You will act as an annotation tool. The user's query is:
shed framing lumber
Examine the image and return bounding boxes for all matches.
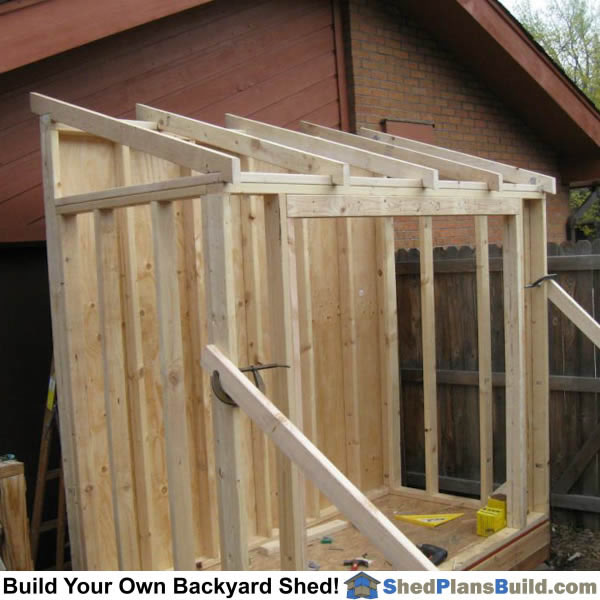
[359,127,556,194]
[295,219,321,519]
[226,114,439,188]
[419,217,439,495]
[55,174,223,215]
[136,105,349,186]
[114,146,157,569]
[503,213,528,529]
[201,345,435,571]
[239,176,274,539]
[264,195,306,570]
[94,207,141,570]
[179,189,220,559]
[202,193,249,570]
[151,200,196,570]
[287,195,520,218]
[337,219,362,488]
[523,199,550,514]
[39,116,86,569]
[57,184,530,217]
[376,217,402,488]
[301,121,503,191]
[211,183,542,199]
[474,216,493,502]
[30,94,240,182]
[35,98,552,572]
[547,279,600,348]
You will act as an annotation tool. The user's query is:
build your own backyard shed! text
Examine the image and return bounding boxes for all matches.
[3,576,339,597]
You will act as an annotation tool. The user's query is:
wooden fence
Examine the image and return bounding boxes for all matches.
[396,240,600,530]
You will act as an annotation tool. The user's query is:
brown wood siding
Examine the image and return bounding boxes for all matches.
[0,0,214,74]
[0,0,343,242]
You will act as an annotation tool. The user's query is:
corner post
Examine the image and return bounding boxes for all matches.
[39,115,87,569]
[503,212,528,528]
[523,198,550,514]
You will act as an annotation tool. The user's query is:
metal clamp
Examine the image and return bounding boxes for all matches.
[525,273,557,288]
[211,363,290,407]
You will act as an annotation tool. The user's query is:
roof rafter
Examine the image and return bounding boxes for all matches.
[136,104,350,185]
[30,93,240,183]
[300,121,504,192]
[358,126,556,194]
[225,114,438,188]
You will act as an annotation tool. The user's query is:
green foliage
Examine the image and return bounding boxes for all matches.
[569,187,599,238]
[512,0,600,107]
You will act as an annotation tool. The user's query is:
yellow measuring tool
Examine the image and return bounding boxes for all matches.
[394,513,464,528]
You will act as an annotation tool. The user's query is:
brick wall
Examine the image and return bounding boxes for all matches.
[344,0,570,247]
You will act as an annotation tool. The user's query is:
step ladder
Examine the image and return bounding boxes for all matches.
[30,359,69,570]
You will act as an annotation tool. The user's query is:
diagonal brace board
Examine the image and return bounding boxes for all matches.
[136,105,349,185]
[201,344,436,571]
[547,279,600,348]
[30,94,240,182]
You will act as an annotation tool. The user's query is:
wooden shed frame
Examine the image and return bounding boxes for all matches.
[32,93,558,571]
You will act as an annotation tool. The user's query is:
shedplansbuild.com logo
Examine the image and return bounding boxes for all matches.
[381,579,597,595]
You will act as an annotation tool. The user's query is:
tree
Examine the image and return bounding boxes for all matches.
[512,0,600,107]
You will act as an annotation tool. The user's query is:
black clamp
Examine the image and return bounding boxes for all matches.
[211,363,290,407]
[525,273,557,288]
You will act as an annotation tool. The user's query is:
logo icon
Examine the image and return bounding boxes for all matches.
[345,572,380,599]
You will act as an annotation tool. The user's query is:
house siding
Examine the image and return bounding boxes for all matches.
[0,0,341,243]
[345,0,570,247]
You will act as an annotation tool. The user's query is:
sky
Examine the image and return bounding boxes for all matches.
[500,0,600,13]
[499,0,549,14]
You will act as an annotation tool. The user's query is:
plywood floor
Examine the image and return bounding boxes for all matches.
[244,493,481,571]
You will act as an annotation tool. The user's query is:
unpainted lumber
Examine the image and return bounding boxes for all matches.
[203,193,249,570]
[94,207,141,569]
[264,195,306,570]
[39,117,88,569]
[30,93,240,182]
[548,279,600,348]
[301,121,502,191]
[136,104,349,185]
[226,113,436,187]
[376,217,402,489]
[503,213,528,529]
[0,462,33,570]
[358,126,555,193]
[286,195,521,218]
[202,345,435,571]
[295,218,321,519]
[337,218,362,488]
[239,159,274,539]
[151,200,196,570]
[419,216,438,495]
[257,519,348,556]
[474,216,493,502]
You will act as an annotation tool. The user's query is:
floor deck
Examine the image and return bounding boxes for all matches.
[247,494,481,571]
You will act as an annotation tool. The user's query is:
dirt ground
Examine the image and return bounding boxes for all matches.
[545,523,600,570]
